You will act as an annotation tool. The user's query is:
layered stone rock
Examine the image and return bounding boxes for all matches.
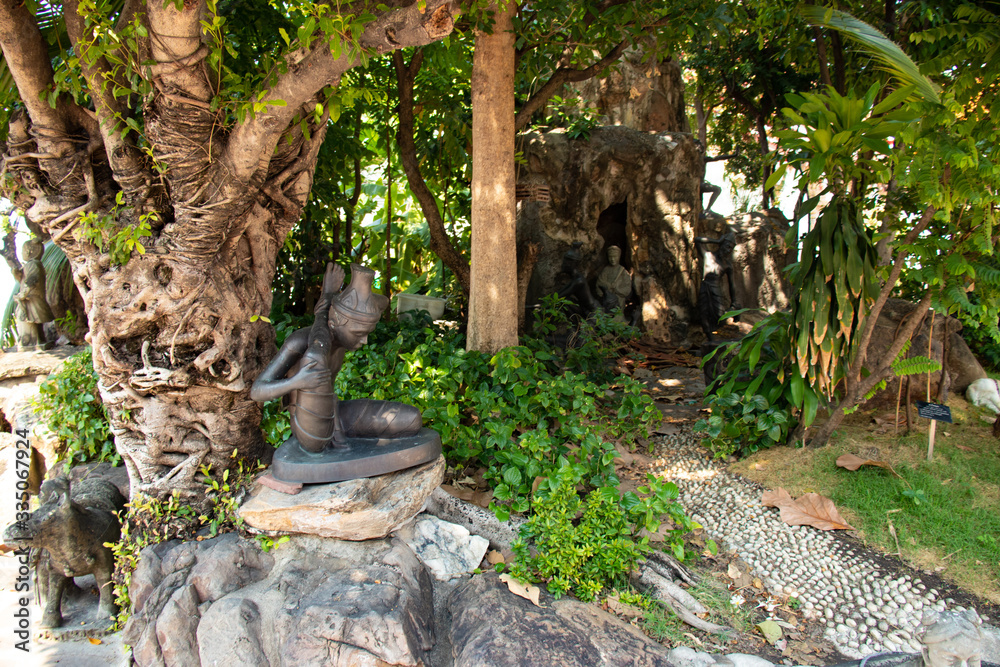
[449,573,673,666]
[239,456,444,540]
[124,533,435,667]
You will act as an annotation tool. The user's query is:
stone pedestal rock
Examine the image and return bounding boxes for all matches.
[239,456,444,540]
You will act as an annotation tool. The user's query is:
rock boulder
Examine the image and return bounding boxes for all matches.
[449,572,673,666]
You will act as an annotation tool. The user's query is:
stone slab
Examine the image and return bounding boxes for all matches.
[239,455,445,540]
[271,427,442,484]
[256,472,302,495]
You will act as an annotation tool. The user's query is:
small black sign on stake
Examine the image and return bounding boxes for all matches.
[915,401,952,462]
[915,401,953,423]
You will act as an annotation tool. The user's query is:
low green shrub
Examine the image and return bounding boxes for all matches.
[510,461,696,601]
[694,312,805,458]
[33,347,119,469]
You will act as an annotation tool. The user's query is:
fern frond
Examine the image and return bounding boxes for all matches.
[864,378,888,401]
[891,355,942,377]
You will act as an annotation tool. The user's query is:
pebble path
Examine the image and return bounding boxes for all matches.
[650,430,989,660]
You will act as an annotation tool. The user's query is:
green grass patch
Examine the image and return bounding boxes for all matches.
[733,402,1000,604]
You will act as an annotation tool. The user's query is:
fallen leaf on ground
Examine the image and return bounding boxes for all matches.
[836,453,900,478]
[499,573,541,606]
[88,637,103,645]
[757,619,783,643]
[486,550,505,565]
[441,484,493,509]
[954,443,976,452]
[656,423,681,435]
[605,594,644,619]
[727,561,742,579]
[761,487,854,531]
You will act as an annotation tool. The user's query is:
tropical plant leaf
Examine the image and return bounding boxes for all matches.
[799,6,941,104]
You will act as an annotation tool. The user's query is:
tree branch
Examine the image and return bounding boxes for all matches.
[0,0,73,142]
[514,37,630,131]
[393,49,471,297]
[225,0,459,184]
[64,0,152,200]
[854,206,936,374]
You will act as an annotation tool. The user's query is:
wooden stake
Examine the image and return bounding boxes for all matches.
[927,419,936,462]
[927,309,935,462]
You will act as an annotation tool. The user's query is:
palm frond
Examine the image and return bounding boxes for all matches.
[799,6,942,105]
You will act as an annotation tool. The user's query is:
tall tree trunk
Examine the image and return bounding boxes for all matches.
[468,0,518,353]
[695,80,709,147]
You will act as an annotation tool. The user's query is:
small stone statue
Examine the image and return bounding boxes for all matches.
[12,238,54,350]
[555,241,599,317]
[251,262,441,483]
[917,609,984,667]
[830,609,988,667]
[595,246,632,317]
[694,231,740,341]
[2,476,125,628]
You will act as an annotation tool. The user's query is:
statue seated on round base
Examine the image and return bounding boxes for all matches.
[251,263,441,484]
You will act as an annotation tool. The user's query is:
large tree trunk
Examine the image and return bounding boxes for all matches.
[468,0,518,353]
[0,0,458,504]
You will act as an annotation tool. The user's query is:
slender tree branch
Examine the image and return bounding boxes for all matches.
[393,49,471,297]
[63,0,152,199]
[515,37,631,131]
[854,206,936,373]
[225,0,459,184]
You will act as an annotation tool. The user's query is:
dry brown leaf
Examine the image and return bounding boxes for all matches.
[531,476,545,494]
[499,573,541,606]
[88,637,103,645]
[761,487,854,531]
[486,550,505,565]
[606,594,644,619]
[836,453,890,471]
[954,443,975,452]
[836,454,902,479]
[727,561,742,579]
[441,484,493,509]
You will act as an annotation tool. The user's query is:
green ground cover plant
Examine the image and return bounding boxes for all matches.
[332,305,691,600]
[33,347,119,470]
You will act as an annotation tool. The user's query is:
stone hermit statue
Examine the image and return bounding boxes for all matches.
[251,262,440,483]
[595,246,632,317]
[12,238,54,350]
[694,231,740,341]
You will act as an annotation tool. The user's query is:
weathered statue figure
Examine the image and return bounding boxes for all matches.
[829,609,987,667]
[555,241,599,317]
[12,238,54,350]
[917,610,984,667]
[595,245,632,316]
[694,231,740,341]
[2,476,125,628]
[251,262,440,483]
